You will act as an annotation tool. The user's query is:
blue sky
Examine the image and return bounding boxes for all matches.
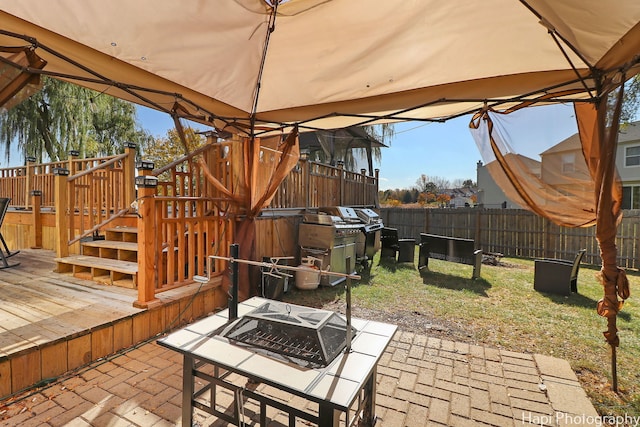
[137,103,579,191]
[377,104,578,190]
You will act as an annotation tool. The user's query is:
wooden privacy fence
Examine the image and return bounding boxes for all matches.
[379,207,640,270]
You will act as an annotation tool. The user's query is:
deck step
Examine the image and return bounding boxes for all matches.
[55,255,138,288]
[105,226,138,243]
[81,240,138,262]
[82,240,138,251]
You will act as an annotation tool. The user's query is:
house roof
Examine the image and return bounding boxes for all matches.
[618,122,640,143]
[540,133,582,156]
[541,120,640,155]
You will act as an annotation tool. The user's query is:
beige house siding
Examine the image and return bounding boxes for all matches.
[478,121,640,209]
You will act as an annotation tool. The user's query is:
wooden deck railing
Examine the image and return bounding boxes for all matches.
[268,161,379,208]
[54,146,136,256]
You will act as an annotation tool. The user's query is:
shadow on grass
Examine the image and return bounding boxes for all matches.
[376,257,416,273]
[540,291,632,322]
[419,268,491,297]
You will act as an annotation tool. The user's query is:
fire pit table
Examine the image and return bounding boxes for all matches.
[158,296,397,426]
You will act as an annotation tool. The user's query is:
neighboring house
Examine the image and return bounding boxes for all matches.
[447,186,477,208]
[476,155,541,209]
[616,122,640,208]
[477,121,640,209]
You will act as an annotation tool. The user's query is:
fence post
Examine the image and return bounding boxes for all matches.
[134,164,161,309]
[30,190,42,249]
[474,208,482,250]
[25,156,36,209]
[123,142,137,210]
[53,168,70,258]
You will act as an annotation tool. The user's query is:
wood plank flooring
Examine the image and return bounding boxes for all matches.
[0,249,142,358]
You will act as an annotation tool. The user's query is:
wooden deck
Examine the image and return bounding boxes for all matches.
[0,249,225,399]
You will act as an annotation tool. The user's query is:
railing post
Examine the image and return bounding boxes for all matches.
[123,142,137,210]
[305,160,311,208]
[134,162,161,309]
[30,190,42,249]
[68,150,80,175]
[374,168,380,207]
[53,168,70,258]
[25,156,36,210]
[338,161,345,205]
[361,169,367,205]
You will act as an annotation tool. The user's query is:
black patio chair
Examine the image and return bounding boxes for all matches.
[0,197,20,269]
[380,227,399,260]
[533,249,585,296]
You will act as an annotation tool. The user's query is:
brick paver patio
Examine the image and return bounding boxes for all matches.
[0,331,598,427]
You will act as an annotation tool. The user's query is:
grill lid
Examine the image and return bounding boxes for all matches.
[222,301,356,368]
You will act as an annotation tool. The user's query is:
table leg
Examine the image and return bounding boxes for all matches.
[363,367,377,426]
[318,402,340,426]
[182,354,195,427]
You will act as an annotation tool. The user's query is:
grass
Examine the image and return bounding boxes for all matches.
[282,254,640,418]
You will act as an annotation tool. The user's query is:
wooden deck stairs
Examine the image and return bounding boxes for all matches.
[55,225,139,288]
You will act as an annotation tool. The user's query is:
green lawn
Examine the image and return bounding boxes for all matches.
[283,254,640,418]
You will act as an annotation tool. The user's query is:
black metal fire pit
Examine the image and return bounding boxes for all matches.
[221,301,356,368]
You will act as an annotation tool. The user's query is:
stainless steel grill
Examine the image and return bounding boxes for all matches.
[299,209,361,286]
[221,301,356,368]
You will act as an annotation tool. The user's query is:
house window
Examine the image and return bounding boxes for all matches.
[561,153,575,173]
[625,146,640,167]
[622,185,640,209]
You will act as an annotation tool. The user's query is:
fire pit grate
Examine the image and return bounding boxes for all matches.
[221,301,356,368]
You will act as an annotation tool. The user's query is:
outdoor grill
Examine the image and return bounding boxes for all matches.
[353,208,383,261]
[299,208,362,286]
[220,300,356,368]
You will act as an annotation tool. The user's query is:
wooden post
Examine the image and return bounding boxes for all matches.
[474,208,481,250]
[361,169,367,206]
[134,164,161,309]
[374,168,380,207]
[53,168,70,258]
[30,190,42,249]
[25,156,36,210]
[123,143,137,210]
[304,159,310,208]
[338,162,345,205]
[68,150,79,175]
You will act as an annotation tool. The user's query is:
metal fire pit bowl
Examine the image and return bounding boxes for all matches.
[221,301,357,368]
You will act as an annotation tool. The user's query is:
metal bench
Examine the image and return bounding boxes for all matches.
[417,233,482,279]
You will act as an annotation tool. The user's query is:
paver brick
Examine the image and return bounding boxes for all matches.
[428,397,450,425]
[449,414,479,427]
[76,384,112,404]
[488,382,510,405]
[469,387,491,411]
[470,407,517,427]
[122,404,164,426]
[52,391,87,410]
[406,401,428,425]
[397,371,418,391]
[435,364,453,381]
[450,392,471,418]
[47,400,94,427]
